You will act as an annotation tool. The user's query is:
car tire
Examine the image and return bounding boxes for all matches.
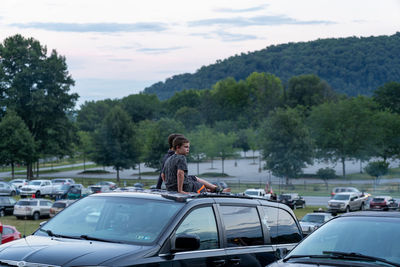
[302,203,306,209]
[16,216,22,220]
[35,191,41,198]
[10,191,16,196]
[33,212,40,220]
[0,209,5,217]
[360,203,365,211]
[293,204,297,210]
[346,206,350,213]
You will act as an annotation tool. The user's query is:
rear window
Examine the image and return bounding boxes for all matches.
[372,198,385,202]
[53,202,67,208]
[17,200,37,206]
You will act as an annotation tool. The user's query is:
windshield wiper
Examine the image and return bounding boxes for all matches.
[80,235,121,243]
[322,251,400,267]
[284,252,400,267]
[38,229,80,239]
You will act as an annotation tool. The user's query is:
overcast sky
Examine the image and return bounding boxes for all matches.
[1,0,399,107]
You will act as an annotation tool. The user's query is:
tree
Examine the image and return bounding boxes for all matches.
[373,82,400,114]
[364,161,389,191]
[308,96,377,178]
[0,34,78,178]
[120,93,161,123]
[92,106,138,182]
[215,132,238,175]
[259,107,314,185]
[316,167,336,190]
[77,99,117,132]
[285,74,337,109]
[0,111,35,178]
[76,131,95,171]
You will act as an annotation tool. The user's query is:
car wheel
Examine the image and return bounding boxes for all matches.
[10,191,16,196]
[293,204,297,210]
[16,216,22,220]
[346,206,350,213]
[0,209,5,217]
[33,212,40,220]
[35,191,41,198]
[360,203,365,211]
[302,203,306,209]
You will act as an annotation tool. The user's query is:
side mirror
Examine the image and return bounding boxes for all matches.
[275,247,288,259]
[173,234,200,252]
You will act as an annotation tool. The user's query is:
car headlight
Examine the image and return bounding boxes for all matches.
[340,203,345,207]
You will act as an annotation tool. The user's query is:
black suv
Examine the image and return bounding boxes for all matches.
[0,191,303,266]
[0,196,17,217]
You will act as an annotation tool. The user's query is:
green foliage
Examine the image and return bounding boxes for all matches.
[91,106,138,180]
[0,34,78,176]
[364,161,389,178]
[285,74,338,108]
[317,167,336,180]
[144,33,400,99]
[120,93,161,123]
[308,96,377,177]
[77,99,118,132]
[373,81,400,114]
[259,107,314,184]
[0,111,35,175]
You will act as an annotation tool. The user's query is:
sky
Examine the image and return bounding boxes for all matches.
[1,0,399,107]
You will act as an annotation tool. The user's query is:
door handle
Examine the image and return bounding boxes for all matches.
[212,259,226,267]
[229,258,241,265]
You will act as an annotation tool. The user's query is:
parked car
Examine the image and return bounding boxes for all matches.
[0,196,17,217]
[19,180,54,198]
[299,212,334,236]
[268,211,400,266]
[0,191,303,266]
[13,198,53,220]
[244,188,270,199]
[1,225,21,244]
[330,186,361,197]
[278,193,306,209]
[327,192,368,213]
[87,185,111,194]
[95,181,116,190]
[0,182,17,196]
[369,195,398,211]
[50,199,76,217]
[51,178,75,185]
[9,179,29,189]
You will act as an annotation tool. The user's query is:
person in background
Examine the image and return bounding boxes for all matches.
[156,133,183,189]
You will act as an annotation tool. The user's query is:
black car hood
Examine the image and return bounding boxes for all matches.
[0,235,147,266]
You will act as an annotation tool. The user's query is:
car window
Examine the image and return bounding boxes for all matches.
[263,206,302,244]
[219,205,263,247]
[3,227,14,235]
[0,184,4,188]
[175,206,219,250]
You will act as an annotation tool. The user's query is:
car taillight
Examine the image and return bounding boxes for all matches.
[383,201,386,205]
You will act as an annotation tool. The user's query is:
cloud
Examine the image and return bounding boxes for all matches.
[10,22,168,33]
[214,5,268,13]
[189,15,334,27]
[137,46,185,54]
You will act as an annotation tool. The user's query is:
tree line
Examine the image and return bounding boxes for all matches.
[1,34,400,185]
[144,32,400,100]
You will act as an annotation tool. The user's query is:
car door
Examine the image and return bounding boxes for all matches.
[169,205,227,267]
[0,183,6,195]
[5,197,16,214]
[40,200,52,215]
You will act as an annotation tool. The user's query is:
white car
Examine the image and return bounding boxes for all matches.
[9,179,29,189]
[19,180,54,198]
[13,198,53,220]
[299,212,334,235]
[244,188,271,199]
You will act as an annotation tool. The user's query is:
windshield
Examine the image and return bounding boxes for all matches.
[245,191,259,196]
[37,195,184,244]
[279,195,292,200]
[60,184,71,190]
[333,194,350,200]
[301,214,325,224]
[288,217,400,264]
[29,181,42,186]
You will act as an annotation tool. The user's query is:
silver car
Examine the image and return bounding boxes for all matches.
[299,212,334,235]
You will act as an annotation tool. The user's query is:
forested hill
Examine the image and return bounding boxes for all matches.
[144,32,400,100]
